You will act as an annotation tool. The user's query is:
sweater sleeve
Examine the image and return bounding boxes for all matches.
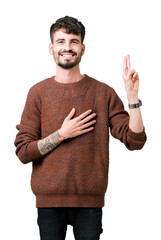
[14,86,43,164]
[108,88,147,150]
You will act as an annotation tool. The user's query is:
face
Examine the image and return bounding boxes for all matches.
[49,28,85,69]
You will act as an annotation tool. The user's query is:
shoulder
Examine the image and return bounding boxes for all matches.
[87,74,115,93]
[28,76,52,93]
[24,77,53,104]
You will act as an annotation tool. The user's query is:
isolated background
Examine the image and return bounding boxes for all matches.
[1,0,160,239]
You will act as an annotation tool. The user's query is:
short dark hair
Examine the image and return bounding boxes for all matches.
[50,16,85,44]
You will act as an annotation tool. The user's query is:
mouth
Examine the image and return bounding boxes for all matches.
[59,52,76,58]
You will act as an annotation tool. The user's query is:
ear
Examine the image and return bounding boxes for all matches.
[81,44,85,56]
[49,43,54,55]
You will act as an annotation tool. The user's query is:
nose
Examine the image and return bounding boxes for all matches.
[64,41,71,51]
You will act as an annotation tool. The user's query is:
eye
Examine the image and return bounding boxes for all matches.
[57,41,63,44]
[72,40,79,44]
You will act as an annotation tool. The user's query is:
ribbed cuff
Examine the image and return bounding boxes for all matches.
[128,127,147,141]
[20,140,44,164]
[28,140,44,158]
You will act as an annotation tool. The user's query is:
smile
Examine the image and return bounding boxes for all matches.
[61,55,74,58]
[60,53,76,58]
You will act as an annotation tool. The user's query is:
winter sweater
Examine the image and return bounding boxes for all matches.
[14,74,147,208]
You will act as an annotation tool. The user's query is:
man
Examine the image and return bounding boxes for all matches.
[14,16,147,240]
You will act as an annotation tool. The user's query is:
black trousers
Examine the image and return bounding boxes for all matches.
[37,207,103,240]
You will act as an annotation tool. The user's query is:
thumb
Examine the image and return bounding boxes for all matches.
[66,108,75,120]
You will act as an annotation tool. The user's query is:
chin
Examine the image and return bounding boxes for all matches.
[58,60,79,69]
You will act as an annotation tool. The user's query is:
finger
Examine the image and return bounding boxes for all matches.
[78,127,94,135]
[129,69,136,78]
[131,72,136,78]
[123,56,127,74]
[76,109,93,121]
[66,108,76,119]
[133,72,139,80]
[127,54,131,71]
[81,119,96,129]
[81,113,96,125]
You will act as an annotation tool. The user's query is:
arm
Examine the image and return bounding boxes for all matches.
[109,54,147,150]
[14,86,64,164]
[129,99,144,133]
[109,55,147,150]
[14,87,96,163]
[37,107,97,155]
[37,130,65,155]
[109,88,147,150]
[122,54,144,133]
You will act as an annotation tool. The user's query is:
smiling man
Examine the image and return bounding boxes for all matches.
[49,21,85,85]
[52,30,84,70]
[14,16,147,240]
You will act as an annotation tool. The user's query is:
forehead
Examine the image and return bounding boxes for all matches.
[53,28,81,41]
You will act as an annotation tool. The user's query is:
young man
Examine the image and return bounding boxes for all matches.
[14,16,147,240]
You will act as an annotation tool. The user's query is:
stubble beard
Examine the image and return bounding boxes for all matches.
[54,50,83,69]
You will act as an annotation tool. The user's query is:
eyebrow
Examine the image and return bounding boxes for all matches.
[55,38,80,43]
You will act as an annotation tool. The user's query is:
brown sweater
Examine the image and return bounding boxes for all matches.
[14,74,147,207]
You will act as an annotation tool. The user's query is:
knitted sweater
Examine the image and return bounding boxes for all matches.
[14,74,147,207]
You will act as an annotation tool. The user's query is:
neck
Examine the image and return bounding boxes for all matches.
[55,65,84,83]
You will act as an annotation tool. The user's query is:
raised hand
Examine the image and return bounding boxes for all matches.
[122,54,139,102]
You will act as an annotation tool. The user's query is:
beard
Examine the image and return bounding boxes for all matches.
[54,49,83,69]
[58,57,81,69]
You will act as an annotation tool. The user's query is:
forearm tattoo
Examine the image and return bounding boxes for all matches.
[38,130,65,155]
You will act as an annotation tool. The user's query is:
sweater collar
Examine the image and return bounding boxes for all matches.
[50,74,89,88]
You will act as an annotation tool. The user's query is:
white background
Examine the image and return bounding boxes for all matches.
[1,0,160,239]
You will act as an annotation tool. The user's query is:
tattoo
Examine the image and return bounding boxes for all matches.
[38,130,65,155]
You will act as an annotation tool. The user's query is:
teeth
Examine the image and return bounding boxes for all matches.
[62,55,73,57]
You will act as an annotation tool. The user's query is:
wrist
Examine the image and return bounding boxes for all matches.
[127,94,139,104]
[57,129,66,141]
